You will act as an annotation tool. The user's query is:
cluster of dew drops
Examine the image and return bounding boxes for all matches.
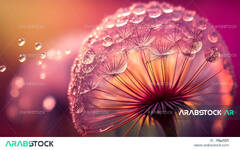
[69,1,223,97]
[0,38,72,80]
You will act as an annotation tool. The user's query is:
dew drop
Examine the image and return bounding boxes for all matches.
[205,47,220,63]
[0,65,6,72]
[18,54,26,62]
[161,2,173,13]
[35,42,42,50]
[82,51,95,64]
[116,16,128,27]
[197,19,207,30]
[102,51,128,75]
[183,10,195,22]
[129,14,145,24]
[102,36,113,47]
[41,52,47,59]
[75,103,84,114]
[65,49,71,55]
[18,38,25,47]
[131,3,146,15]
[208,32,218,43]
[179,40,202,56]
[146,1,162,18]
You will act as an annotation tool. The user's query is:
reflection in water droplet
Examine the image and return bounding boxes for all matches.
[183,11,195,22]
[65,49,71,55]
[208,32,218,43]
[161,2,173,13]
[18,54,26,62]
[41,52,47,59]
[102,36,113,47]
[180,40,202,56]
[35,42,42,50]
[75,103,84,114]
[198,19,207,30]
[102,51,128,75]
[146,2,162,18]
[205,47,220,63]
[18,38,25,47]
[116,16,128,27]
[0,65,7,72]
[131,3,146,15]
[129,14,145,24]
[82,51,95,64]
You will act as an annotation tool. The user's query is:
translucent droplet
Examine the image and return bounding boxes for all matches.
[18,38,25,47]
[129,14,145,24]
[205,47,220,63]
[82,63,96,74]
[41,52,47,59]
[82,51,95,64]
[208,32,218,43]
[18,54,26,62]
[40,72,46,79]
[183,10,195,22]
[38,60,42,65]
[35,42,42,50]
[198,19,207,30]
[161,2,173,13]
[180,40,202,56]
[171,12,181,21]
[116,16,128,27]
[146,2,162,18]
[75,103,84,114]
[0,65,7,72]
[131,3,146,15]
[65,49,71,55]
[102,51,128,75]
[102,36,113,47]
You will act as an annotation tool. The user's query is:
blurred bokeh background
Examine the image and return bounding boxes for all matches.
[0,0,240,136]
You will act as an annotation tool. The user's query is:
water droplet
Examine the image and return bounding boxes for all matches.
[151,38,176,57]
[40,72,46,79]
[41,52,47,59]
[102,51,128,75]
[82,63,96,74]
[35,42,42,50]
[18,54,26,62]
[146,2,162,18]
[208,32,218,43]
[18,38,25,47]
[161,2,173,13]
[131,3,146,15]
[65,49,71,55]
[171,12,181,21]
[117,8,131,17]
[102,36,113,47]
[205,47,220,63]
[82,51,95,64]
[75,103,84,114]
[198,19,207,30]
[0,65,6,72]
[129,14,145,24]
[179,39,202,56]
[183,11,195,22]
[116,16,128,27]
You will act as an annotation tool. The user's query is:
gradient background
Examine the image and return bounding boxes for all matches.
[0,0,240,136]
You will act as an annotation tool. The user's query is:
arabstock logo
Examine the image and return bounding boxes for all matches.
[178,109,234,116]
[5,141,53,147]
